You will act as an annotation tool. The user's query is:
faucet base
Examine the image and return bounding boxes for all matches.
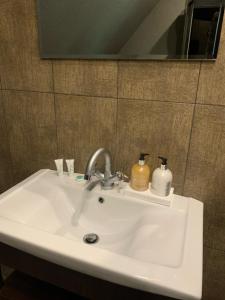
[101,183,114,190]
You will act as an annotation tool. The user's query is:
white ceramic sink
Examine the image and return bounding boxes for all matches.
[0,170,203,300]
[57,191,187,268]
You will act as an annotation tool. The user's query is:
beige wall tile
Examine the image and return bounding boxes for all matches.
[0,0,53,92]
[184,105,225,250]
[2,90,57,183]
[183,105,225,209]
[118,61,200,103]
[197,22,225,106]
[203,207,214,249]
[203,247,225,300]
[207,214,225,252]
[115,99,194,194]
[55,94,117,173]
[53,61,117,98]
[0,93,13,193]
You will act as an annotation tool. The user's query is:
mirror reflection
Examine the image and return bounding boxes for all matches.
[37,0,224,60]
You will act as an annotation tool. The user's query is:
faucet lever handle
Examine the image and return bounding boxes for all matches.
[95,170,104,180]
[115,171,129,182]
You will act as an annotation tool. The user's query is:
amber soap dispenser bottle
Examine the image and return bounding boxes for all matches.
[130,153,150,191]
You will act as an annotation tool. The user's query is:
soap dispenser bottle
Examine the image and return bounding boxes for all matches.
[151,156,173,196]
[130,153,150,191]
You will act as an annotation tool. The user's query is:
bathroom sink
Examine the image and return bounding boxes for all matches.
[0,169,203,300]
[57,191,187,268]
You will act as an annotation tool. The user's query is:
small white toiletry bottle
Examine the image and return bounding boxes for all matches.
[66,159,74,177]
[151,156,172,197]
[54,159,63,176]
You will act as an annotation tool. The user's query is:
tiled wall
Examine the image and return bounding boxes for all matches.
[0,1,224,299]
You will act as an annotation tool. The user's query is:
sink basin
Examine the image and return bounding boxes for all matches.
[57,191,187,268]
[0,169,203,300]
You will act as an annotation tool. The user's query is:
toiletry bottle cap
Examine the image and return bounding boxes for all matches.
[139,153,150,161]
[158,156,167,165]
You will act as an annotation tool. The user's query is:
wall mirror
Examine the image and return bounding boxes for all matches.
[37,0,224,60]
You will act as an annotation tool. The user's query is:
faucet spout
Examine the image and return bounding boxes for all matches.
[85,179,102,191]
[84,148,125,191]
[84,148,112,181]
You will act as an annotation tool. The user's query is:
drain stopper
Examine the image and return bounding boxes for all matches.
[83,233,99,244]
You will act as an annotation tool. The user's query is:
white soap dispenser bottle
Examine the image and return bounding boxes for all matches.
[151,156,173,197]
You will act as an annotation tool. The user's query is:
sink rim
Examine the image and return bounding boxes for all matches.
[0,169,203,300]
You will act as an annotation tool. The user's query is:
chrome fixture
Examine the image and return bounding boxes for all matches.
[84,148,125,191]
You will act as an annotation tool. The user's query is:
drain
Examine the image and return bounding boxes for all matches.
[98,197,104,204]
[83,233,99,244]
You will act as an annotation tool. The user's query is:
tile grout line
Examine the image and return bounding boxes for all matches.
[181,62,202,195]
[51,62,60,158]
[2,87,225,108]
[114,61,120,171]
[204,245,225,254]
[0,74,2,90]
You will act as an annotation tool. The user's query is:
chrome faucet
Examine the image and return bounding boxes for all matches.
[84,148,124,191]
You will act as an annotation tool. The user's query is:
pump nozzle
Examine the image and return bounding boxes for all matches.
[139,153,150,160]
[158,156,167,165]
